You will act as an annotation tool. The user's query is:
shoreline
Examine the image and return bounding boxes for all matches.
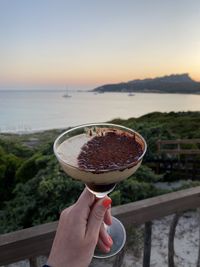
[1,110,200,135]
[0,89,200,95]
[90,90,200,95]
[0,127,66,135]
[0,93,200,135]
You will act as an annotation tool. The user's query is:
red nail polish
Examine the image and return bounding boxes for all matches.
[102,198,112,208]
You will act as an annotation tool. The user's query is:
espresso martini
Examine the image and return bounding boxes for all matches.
[55,126,145,194]
[54,123,147,258]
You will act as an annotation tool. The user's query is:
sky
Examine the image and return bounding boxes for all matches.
[0,0,200,90]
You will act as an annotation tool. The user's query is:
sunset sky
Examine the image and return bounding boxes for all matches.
[0,0,200,89]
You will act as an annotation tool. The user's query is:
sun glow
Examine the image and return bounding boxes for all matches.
[0,0,200,88]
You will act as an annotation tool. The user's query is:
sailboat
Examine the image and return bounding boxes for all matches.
[63,87,72,98]
[128,92,135,96]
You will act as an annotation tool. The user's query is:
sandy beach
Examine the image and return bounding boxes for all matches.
[91,210,200,267]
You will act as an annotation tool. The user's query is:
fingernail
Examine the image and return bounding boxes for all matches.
[102,198,112,208]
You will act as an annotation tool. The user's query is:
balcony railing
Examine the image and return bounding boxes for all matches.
[1,186,200,267]
[157,139,200,155]
[150,139,200,180]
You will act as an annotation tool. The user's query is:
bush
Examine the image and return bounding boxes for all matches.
[1,111,200,233]
[16,153,50,182]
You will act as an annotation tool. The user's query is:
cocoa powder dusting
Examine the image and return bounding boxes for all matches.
[78,130,143,171]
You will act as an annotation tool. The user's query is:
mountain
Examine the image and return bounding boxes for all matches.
[92,74,200,94]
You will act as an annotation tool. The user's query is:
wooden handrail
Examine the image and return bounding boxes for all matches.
[157,139,200,155]
[1,186,200,265]
[157,139,200,145]
[0,221,57,265]
[158,149,200,154]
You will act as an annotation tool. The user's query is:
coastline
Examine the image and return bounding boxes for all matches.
[1,92,200,134]
[90,90,200,95]
[0,126,66,135]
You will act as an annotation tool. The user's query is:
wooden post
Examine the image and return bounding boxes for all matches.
[29,257,37,267]
[157,140,161,154]
[177,140,181,162]
[157,140,161,173]
[143,221,152,267]
[168,213,181,267]
[112,245,126,267]
[196,208,200,267]
[194,156,197,179]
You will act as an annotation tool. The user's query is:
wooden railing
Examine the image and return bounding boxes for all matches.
[157,139,200,155]
[1,186,200,266]
[153,139,200,179]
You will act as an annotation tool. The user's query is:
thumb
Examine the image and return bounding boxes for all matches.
[86,197,112,240]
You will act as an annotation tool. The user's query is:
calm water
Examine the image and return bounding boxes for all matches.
[0,90,200,133]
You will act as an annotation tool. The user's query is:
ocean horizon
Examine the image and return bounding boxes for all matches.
[0,90,200,133]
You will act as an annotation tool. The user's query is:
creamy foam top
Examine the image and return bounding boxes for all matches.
[56,133,92,167]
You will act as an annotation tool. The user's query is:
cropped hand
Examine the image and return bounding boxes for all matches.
[47,188,112,267]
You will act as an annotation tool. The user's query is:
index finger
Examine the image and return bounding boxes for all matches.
[74,188,95,220]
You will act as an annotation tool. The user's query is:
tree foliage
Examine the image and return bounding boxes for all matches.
[0,111,200,233]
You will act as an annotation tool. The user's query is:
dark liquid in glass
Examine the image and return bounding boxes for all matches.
[86,182,116,193]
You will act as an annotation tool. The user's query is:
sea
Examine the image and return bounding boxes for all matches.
[0,90,200,133]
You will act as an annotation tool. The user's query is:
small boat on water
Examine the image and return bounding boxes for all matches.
[63,87,72,98]
[128,92,135,96]
[63,92,72,98]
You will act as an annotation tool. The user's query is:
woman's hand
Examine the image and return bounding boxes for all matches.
[47,188,112,267]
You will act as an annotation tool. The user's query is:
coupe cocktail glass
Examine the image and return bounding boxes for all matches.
[53,123,147,258]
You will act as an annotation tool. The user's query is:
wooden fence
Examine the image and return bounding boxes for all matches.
[1,186,200,266]
[155,139,200,179]
[157,139,200,155]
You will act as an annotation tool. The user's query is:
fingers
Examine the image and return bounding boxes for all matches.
[99,223,113,248]
[76,187,95,208]
[97,237,111,253]
[73,188,95,221]
[60,204,75,218]
[85,197,112,240]
[74,189,112,224]
[104,207,112,225]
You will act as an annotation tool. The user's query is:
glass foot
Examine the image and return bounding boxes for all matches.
[94,216,126,259]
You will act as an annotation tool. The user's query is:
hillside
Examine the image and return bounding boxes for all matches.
[93,74,200,94]
[0,111,200,233]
